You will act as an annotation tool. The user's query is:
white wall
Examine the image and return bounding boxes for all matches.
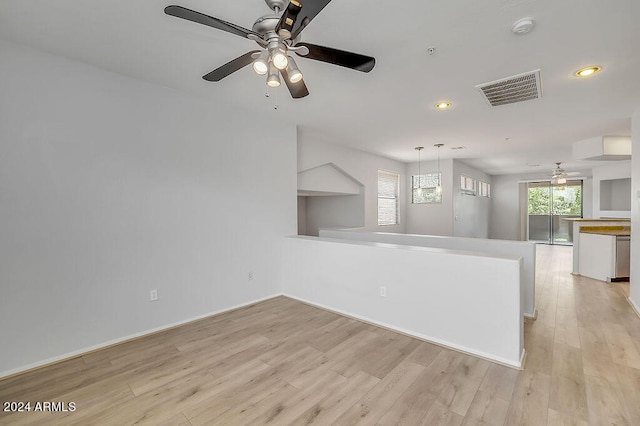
[404,159,490,237]
[630,111,640,312]
[405,159,454,236]
[592,162,632,218]
[297,139,407,234]
[0,39,297,376]
[490,173,593,241]
[489,175,523,241]
[452,160,492,238]
[319,229,537,319]
[297,196,307,235]
[304,191,364,236]
[282,236,524,367]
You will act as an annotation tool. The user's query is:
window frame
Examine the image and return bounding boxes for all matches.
[479,181,491,197]
[377,169,400,226]
[460,175,477,195]
[411,172,442,204]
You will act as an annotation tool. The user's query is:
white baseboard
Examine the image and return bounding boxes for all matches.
[0,294,281,380]
[628,296,640,319]
[282,294,523,370]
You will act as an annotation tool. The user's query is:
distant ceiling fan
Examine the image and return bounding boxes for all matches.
[164,0,376,99]
[550,162,579,184]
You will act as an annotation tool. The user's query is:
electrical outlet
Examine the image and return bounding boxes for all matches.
[380,286,386,297]
[149,289,158,301]
[248,272,254,281]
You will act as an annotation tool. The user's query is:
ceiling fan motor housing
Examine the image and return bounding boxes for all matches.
[253,14,280,34]
[265,0,288,12]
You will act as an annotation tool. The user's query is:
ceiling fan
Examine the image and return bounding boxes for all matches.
[550,162,580,184]
[164,0,376,99]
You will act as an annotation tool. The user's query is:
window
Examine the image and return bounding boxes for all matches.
[378,170,399,225]
[460,175,477,195]
[479,181,491,197]
[412,172,442,203]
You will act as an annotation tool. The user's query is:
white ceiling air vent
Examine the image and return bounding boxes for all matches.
[476,69,542,107]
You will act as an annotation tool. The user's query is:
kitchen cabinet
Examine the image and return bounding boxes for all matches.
[578,227,631,282]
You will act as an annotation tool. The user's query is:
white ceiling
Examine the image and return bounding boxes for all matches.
[1,0,638,176]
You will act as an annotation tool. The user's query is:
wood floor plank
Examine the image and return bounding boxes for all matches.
[546,408,589,426]
[460,389,510,426]
[220,368,347,425]
[613,363,640,424]
[420,401,465,426]
[601,322,640,369]
[584,373,631,425]
[523,323,555,375]
[292,370,380,425]
[503,371,551,426]
[377,354,461,426]
[334,359,425,425]
[548,342,589,421]
[404,340,443,367]
[479,363,520,401]
[187,378,291,425]
[307,317,369,353]
[436,355,491,416]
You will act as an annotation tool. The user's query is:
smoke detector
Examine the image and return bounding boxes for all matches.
[512,17,535,35]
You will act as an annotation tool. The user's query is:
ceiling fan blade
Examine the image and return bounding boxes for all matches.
[280,69,310,98]
[275,0,302,38]
[295,42,375,72]
[164,5,261,39]
[203,51,260,82]
[281,0,333,39]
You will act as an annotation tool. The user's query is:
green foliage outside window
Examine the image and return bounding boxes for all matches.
[528,184,582,215]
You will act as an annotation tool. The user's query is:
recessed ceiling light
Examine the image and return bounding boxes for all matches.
[435,101,452,109]
[574,66,601,77]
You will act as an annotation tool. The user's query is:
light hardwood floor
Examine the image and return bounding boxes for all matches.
[1,244,639,425]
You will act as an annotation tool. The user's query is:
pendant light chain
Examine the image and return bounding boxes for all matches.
[415,147,424,190]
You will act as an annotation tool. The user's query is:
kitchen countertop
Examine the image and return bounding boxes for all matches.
[564,218,630,222]
[579,226,631,236]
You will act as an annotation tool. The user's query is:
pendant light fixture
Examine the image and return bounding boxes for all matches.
[434,143,444,193]
[414,146,424,198]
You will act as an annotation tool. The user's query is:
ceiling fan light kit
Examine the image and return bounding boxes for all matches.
[551,162,568,185]
[252,50,270,75]
[286,57,303,83]
[267,62,281,87]
[164,0,376,99]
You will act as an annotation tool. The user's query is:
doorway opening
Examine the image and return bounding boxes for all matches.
[527,180,583,245]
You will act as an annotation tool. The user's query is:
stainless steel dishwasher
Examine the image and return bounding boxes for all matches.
[615,235,630,280]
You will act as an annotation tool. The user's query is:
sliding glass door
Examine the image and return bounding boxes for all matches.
[527,180,582,245]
